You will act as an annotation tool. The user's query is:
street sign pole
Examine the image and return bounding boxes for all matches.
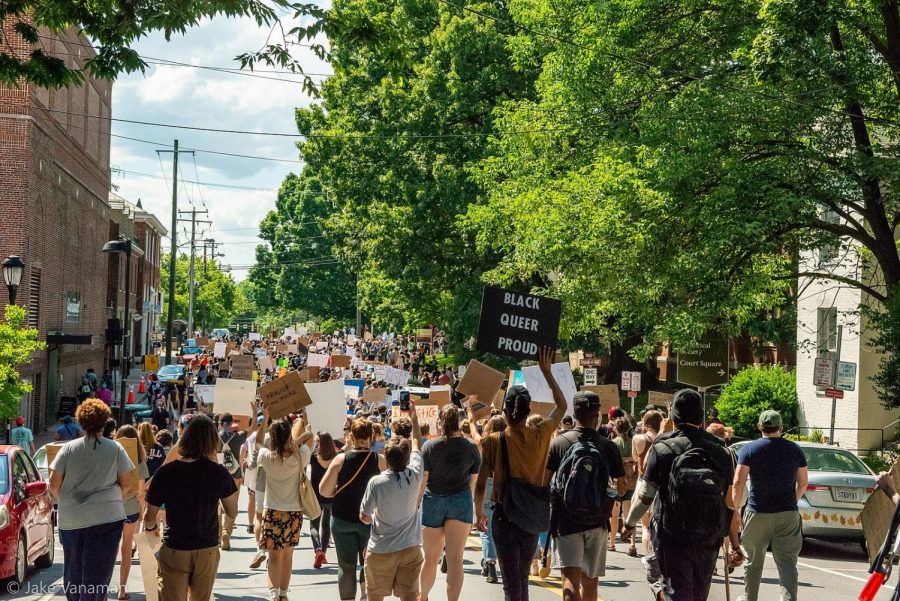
[829,325,843,446]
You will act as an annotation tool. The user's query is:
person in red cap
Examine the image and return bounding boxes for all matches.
[11,416,36,456]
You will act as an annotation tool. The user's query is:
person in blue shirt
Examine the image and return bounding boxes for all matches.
[55,416,83,441]
[732,410,809,601]
[11,416,36,455]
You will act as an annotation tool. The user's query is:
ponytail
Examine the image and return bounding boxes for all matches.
[440,404,460,439]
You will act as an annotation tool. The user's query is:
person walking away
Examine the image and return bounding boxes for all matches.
[97,382,113,406]
[474,347,568,601]
[419,404,481,601]
[11,416,35,456]
[144,415,239,601]
[547,391,626,601]
[466,408,506,584]
[632,409,662,557]
[114,425,150,600]
[611,415,639,556]
[622,389,743,601]
[359,403,425,601]
[78,378,93,405]
[152,399,170,433]
[218,413,245,550]
[255,410,314,601]
[240,425,258,534]
[310,432,339,569]
[320,419,386,601]
[248,416,270,570]
[49,399,135,601]
[732,410,808,601]
[55,415,83,442]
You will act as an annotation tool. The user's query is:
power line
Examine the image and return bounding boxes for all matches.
[111,167,279,191]
[111,134,305,164]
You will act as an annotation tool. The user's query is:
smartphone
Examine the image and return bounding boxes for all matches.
[399,390,411,411]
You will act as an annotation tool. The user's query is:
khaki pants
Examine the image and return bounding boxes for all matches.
[740,510,802,601]
[158,545,220,601]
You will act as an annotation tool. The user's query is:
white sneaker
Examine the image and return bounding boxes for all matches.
[250,549,267,569]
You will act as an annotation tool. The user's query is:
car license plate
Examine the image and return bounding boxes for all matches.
[833,487,861,502]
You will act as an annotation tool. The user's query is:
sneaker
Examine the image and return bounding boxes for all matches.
[250,550,267,569]
[247,525,254,534]
[221,533,231,551]
[481,559,488,577]
[314,550,327,569]
[486,561,499,584]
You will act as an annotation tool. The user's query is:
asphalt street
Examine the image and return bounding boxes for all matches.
[4,487,894,600]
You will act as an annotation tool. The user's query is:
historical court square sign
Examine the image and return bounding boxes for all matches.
[476,285,562,360]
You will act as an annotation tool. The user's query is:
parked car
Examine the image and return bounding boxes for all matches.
[0,446,55,584]
[156,364,187,386]
[731,440,875,545]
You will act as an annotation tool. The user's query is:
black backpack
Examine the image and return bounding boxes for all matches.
[657,437,730,545]
[550,432,613,527]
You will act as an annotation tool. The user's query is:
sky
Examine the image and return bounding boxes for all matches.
[109,12,331,281]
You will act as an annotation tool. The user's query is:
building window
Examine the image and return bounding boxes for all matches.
[27,269,41,329]
[818,209,841,266]
[817,307,838,361]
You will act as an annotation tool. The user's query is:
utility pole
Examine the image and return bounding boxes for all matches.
[157,141,194,365]
[178,208,210,338]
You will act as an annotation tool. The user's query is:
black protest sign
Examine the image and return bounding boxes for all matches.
[475,286,561,360]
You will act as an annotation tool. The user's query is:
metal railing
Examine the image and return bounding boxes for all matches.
[784,419,900,455]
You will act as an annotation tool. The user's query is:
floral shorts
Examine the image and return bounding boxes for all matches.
[261,509,303,550]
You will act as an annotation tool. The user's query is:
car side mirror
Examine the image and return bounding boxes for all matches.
[24,481,47,498]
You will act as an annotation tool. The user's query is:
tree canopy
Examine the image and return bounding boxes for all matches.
[161,253,241,332]
[0,306,44,421]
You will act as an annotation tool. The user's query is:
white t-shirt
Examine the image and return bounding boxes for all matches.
[257,444,310,512]
[360,451,424,553]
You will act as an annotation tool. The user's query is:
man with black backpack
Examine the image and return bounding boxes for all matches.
[622,389,743,601]
[547,390,626,601]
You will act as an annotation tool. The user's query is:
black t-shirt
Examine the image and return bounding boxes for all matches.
[151,407,169,431]
[421,436,481,495]
[146,443,166,478]
[644,428,735,544]
[146,458,238,550]
[546,427,626,535]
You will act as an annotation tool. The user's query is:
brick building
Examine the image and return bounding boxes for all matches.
[0,25,113,431]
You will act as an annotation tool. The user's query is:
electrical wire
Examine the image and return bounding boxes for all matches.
[110,134,305,164]
[111,167,279,191]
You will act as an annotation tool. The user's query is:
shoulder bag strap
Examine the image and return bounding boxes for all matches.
[334,451,374,496]
[499,431,512,481]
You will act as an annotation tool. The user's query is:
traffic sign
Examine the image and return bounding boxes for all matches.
[825,387,844,399]
[583,368,598,386]
[814,358,835,388]
[627,390,638,398]
[676,338,729,388]
[621,371,641,392]
[835,361,857,391]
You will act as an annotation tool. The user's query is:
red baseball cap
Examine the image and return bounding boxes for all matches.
[15,416,25,426]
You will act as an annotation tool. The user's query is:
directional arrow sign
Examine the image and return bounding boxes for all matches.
[676,338,729,389]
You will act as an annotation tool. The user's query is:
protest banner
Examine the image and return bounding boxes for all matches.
[648,390,675,408]
[118,436,141,496]
[346,379,366,395]
[287,344,299,354]
[305,379,348,437]
[214,342,227,358]
[196,336,210,347]
[331,355,352,369]
[392,404,439,434]
[456,359,505,406]
[308,366,321,381]
[249,332,262,341]
[364,331,373,341]
[194,384,216,407]
[316,341,328,350]
[283,327,296,340]
[257,355,275,375]
[347,334,357,346]
[253,347,268,359]
[363,387,388,403]
[277,344,288,354]
[227,341,237,352]
[522,363,578,414]
[429,385,452,406]
[259,371,312,420]
[581,384,621,420]
[475,285,561,360]
[213,379,256,422]
[231,355,255,381]
[307,353,330,368]
[467,397,492,420]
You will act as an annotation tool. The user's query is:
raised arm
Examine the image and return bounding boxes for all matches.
[539,347,567,425]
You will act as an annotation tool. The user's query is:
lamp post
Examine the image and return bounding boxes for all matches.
[103,239,133,425]
[2,256,24,305]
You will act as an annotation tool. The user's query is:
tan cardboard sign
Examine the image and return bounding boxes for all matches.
[456,359,505,406]
[581,384,620,420]
[648,390,675,408]
[331,355,352,369]
[363,387,388,403]
[467,398,492,421]
[231,355,255,381]
[428,385,452,406]
[259,371,312,420]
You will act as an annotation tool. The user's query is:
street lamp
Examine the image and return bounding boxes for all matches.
[2,256,24,305]
[103,239,133,425]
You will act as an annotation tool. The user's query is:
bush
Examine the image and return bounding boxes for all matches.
[715,365,798,439]
[862,453,894,474]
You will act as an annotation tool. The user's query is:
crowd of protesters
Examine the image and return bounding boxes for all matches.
[39,326,818,601]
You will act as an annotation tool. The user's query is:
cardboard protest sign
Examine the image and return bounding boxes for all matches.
[467,397,492,420]
[253,347,268,359]
[522,363,578,414]
[331,355,352,369]
[364,331,373,341]
[647,390,675,408]
[307,353,330,368]
[259,371,312,420]
[299,336,310,346]
[308,366,321,381]
[346,379,366,395]
[214,379,256,421]
[456,359,505,406]
[862,459,900,560]
[214,342,227,358]
[196,336,210,347]
[46,442,65,473]
[277,344,288,354]
[581,384,620,420]
[476,285,561,360]
[283,327,296,340]
[429,385,452,406]
[257,355,275,375]
[194,384,216,407]
[227,341,237,352]
[347,334,357,346]
[305,379,348,437]
[249,332,262,341]
[144,354,160,373]
[392,404,439,435]
[415,328,433,342]
[231,355,255,381]
[363,387,388,403]
[529,402,556,418]
[118,436,141,497]
[287,344,299,354]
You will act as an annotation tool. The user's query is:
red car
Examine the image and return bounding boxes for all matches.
[0,446,54,584]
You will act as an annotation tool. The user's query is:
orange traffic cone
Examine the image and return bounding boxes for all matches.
[138,375,146,394]
[128,384,135,405]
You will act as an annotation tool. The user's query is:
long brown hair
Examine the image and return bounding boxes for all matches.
[138,422,156,455]
[268,419,294,460]
[439,404,460,439]
[317,432,337,460]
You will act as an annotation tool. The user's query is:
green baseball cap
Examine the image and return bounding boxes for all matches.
[759,410,782,428]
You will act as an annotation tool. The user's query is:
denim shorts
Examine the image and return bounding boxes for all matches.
[125,513,140,524]
[421,490,473,528]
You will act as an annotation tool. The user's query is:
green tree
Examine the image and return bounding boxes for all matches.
[715,365,798,440]
[0,306,45,421]
[161,253,240,332]
[467,0,900,403]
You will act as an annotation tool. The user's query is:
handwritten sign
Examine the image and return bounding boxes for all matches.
[363,388,388,403]
[476,285,561,360]
[231,355,255,381]
[331,355,352,369]
[392,405,439,435]
[457,359,505,406]
[214,342,227,359]
[307,353,330,368]
[259,371,312,420]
